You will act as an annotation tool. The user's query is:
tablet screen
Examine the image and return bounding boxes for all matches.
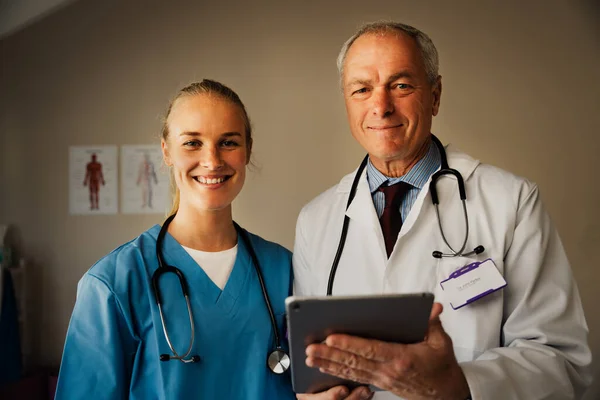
[285,292,434,394]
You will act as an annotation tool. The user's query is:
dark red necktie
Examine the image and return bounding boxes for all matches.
[378,182,411,258]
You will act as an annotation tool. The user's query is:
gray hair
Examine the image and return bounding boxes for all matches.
[336,21,439,86]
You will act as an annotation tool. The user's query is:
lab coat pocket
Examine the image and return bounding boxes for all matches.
[435,256,504,357]
[435,256,481,285]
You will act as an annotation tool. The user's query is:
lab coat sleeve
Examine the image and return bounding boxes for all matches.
[292,206,319,296]
[55,273,138,400]
[459,185,592,400]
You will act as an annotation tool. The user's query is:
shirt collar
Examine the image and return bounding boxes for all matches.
[367,138,441,193]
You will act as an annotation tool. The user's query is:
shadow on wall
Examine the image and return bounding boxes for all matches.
[0,370,57,400]
[0,223,53,398]
[583,0,600,41]
[583,373,599,400]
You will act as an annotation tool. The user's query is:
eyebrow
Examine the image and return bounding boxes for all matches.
[346,71,415,87]
[179,131,243,138]
[387,71,414,83]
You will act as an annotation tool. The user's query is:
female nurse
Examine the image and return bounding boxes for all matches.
[55,80,296,400]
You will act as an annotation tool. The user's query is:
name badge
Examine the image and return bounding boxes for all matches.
[440,258,506,310]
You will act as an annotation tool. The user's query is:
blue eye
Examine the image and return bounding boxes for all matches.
[396,83,410,90]
[352,88,368,95]
[183,140,201,148]
[221,140,240,147]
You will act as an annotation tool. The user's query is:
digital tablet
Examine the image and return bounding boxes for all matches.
[285,292,434,394]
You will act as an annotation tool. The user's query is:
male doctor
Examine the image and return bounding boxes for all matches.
[293,22,592,400]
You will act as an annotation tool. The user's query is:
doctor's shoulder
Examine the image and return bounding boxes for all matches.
[297,172,354,225]
[446,146,539,204]
[470,161,541,208]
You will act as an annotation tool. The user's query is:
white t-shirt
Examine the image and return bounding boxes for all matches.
[182,244,237,290]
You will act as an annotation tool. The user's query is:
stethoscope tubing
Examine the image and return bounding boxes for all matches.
[235,222,282,350]
[152,214,288,371]
[327,134,483,295]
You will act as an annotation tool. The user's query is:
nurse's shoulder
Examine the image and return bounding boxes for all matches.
[80,225,160,297]
[242,229,292,266]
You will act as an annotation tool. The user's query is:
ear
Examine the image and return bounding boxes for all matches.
[161,139,172,166]
[431,76,442,116]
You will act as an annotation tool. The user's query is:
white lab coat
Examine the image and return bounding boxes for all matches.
[293,145,592,400]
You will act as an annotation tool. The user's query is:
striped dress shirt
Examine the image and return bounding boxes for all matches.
[367,138,441,220]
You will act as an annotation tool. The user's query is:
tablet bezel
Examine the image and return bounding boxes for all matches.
[285,292,434,394]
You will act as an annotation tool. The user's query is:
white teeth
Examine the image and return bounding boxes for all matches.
[197,176,226,184]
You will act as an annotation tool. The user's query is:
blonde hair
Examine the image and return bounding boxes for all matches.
[161,79,253,216]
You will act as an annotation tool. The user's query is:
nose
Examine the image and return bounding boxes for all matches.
[200,146,224,170]
[371,88,394,117]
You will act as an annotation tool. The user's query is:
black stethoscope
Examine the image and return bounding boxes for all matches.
[151,213,290,374]
[327,134,485,295]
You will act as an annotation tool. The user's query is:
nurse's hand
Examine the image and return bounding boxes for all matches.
[304,303,470,400]
[296,385,373,399]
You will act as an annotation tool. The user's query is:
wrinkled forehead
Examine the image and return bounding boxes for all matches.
[342,32,426,83]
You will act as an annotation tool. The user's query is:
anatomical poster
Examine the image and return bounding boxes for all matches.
[121,145,170,214]
[69,146,118,215]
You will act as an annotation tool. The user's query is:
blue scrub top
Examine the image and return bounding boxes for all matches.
[55,225,296,400]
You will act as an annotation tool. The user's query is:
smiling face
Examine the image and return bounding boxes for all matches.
[342,32,441,175]
[162,93,249,214]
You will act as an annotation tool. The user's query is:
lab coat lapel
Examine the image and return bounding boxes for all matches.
[398,144,480,237]
[398,173,435,236]
[344,172,387,261]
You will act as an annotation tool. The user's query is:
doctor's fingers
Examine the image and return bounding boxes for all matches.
[424,311,453,351]
[423,302,444,342]
[429,302,443,320]
[345,386,374,400]
[296,385,373,400]
[306,348,381,378]
[320,334,401,362]
[311,358,380,394]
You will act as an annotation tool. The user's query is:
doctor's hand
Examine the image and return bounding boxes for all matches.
[296,385,373,400]
[305,303,470,400]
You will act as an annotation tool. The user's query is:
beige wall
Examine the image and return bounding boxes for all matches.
[1,0,598,395]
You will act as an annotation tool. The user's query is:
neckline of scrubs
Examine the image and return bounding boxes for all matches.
[149,224,252,314]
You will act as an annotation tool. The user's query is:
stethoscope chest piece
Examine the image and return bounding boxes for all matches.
[267,348,290,374]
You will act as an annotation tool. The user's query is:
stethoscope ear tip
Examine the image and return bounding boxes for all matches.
[160,354,170,362]
[432,251,442,259]
[191,355,201,363]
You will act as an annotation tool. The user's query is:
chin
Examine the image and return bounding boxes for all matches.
[191,197,233,212]
[371,147,405,161]
[200,204,232,213]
